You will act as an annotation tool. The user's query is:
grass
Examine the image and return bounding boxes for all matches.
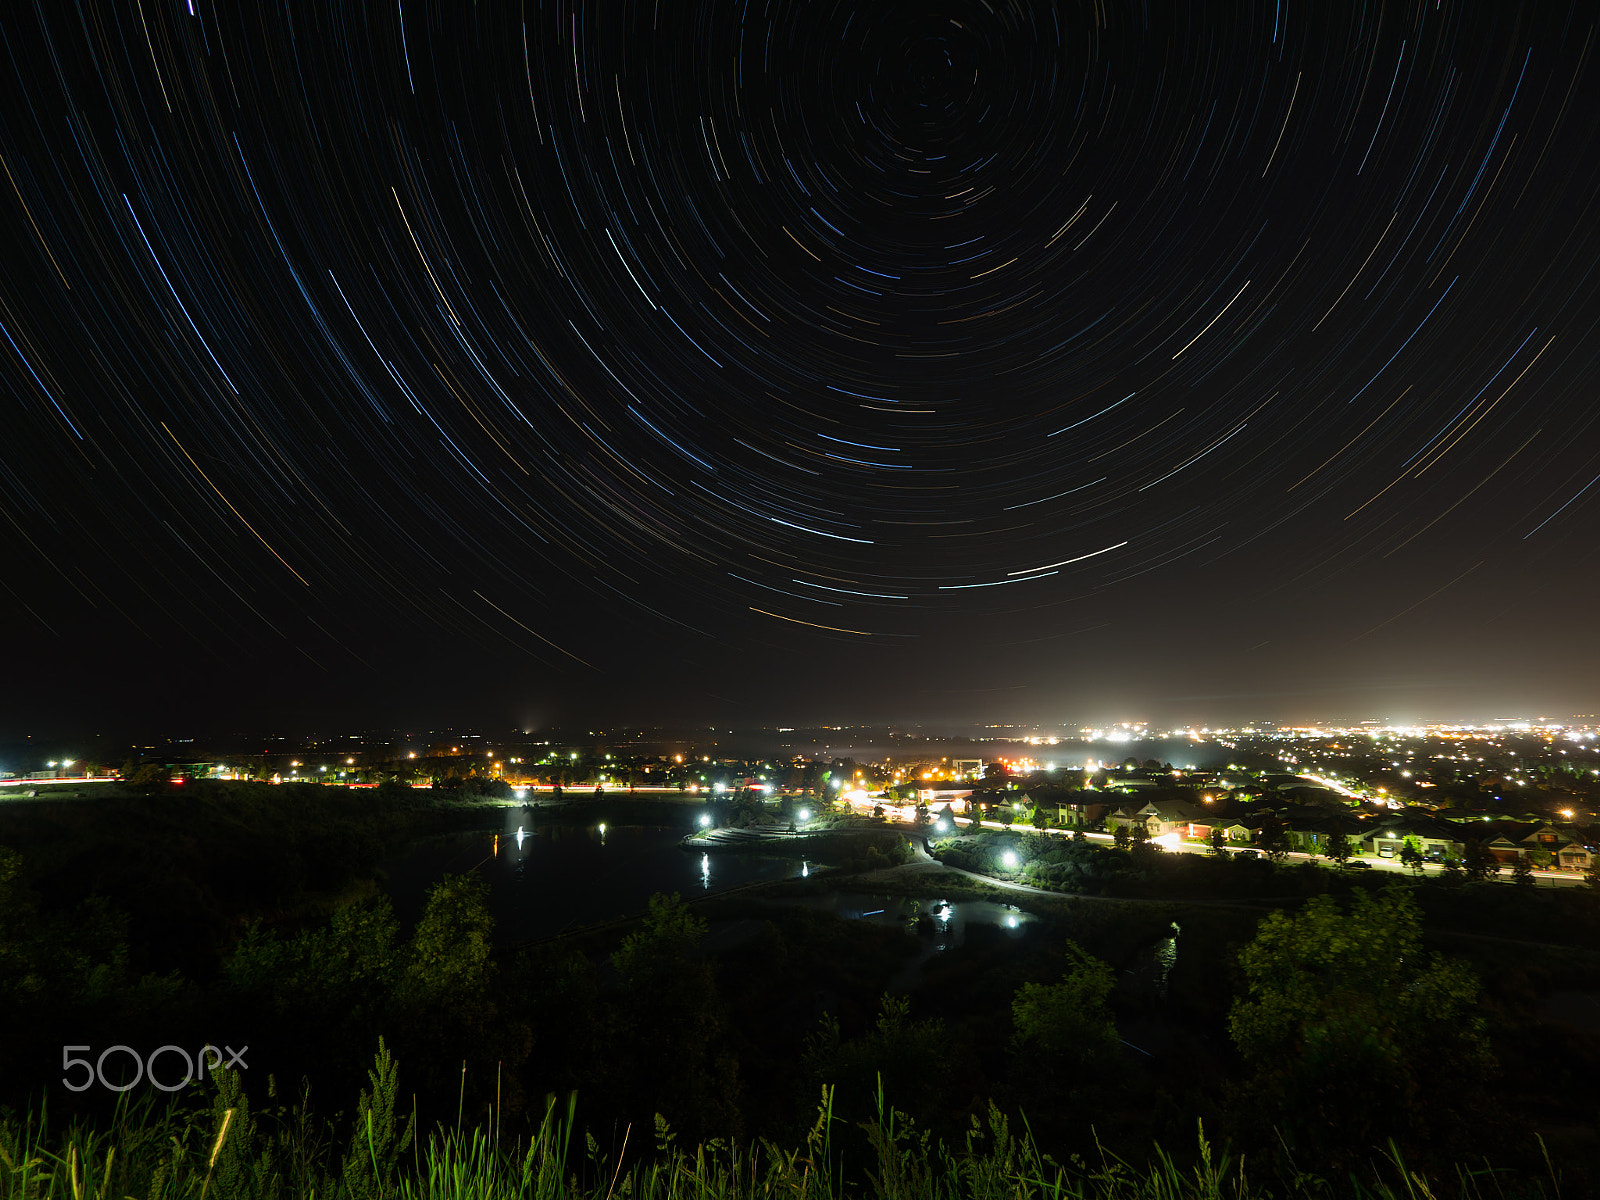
[0,1056,1568,1200]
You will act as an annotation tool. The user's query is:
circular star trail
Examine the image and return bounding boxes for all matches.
[3,0,1599,729]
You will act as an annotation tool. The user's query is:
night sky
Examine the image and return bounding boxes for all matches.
[3,1,1599,737]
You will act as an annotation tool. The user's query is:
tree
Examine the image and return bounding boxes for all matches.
[1210,828,1226,854]
[1009,940,1119,1075]
[606,893,740,1140]
[1321,829,1353,865]
[1130,833,1164,869]
[1229,888,1496,1167]
[1031,804,1049,831]
[804,993,951,1128]
[1511,854,1535,887]
[1112,823,1131,850]
[128,763,169,789]
[1399,842,1425,875]
[1460,840,1500,883]
[1255,819,1291,863]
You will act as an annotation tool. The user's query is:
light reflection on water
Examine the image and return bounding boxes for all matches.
[773,894,1039,990]
[1122,921,1181,1001]
[381,820,801,943]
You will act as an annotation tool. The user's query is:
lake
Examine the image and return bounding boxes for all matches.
[380,807,1054,954]
[380,812,807,944]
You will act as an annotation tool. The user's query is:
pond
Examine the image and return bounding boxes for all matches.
[381,813,805,944]
[777,891,1041,989]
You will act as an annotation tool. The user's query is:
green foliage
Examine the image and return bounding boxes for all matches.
[606,893,741,1141]
[612,891,707,977]
[1461,840,1500,882]
[226,897,403,1016]
[398,873,494,1007]
[1229,887,1498,1167]
[804,995,951,1129]
[1511,855,1535,887]
[1253,820,1290,863]
[1398,842,1424,875]
[1009,940,1119,1075]
[0,1071,1566,1200]
[1320,830,1352,864]
[339,1038,416,1200]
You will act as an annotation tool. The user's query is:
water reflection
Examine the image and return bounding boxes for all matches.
[1123,921,1181,1002]
[382,821,801,945]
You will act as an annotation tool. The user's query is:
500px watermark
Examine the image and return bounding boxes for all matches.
[61,1044,248,1093]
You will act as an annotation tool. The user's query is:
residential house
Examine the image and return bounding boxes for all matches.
[1475,821,1571,866]
[1217,817,1265,845]
[1021,789,1111,828]
[1557,841,1594,872]
[1365,814,1464,861]
[1286,812,1367,855]
[1132,798,1208,838]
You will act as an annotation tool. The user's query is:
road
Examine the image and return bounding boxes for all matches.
[859,807,1593,889]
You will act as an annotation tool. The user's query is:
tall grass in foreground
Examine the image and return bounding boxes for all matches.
[0,1055,1563,1200]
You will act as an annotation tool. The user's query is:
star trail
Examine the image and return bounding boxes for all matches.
[3,0,1599,733]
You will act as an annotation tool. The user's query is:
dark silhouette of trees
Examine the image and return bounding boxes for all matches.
[1321,830,1353,864]
[1460,840,1500,882]
[804,993,950,1129]
[1009,940,1120,1107]
[1229,888,1498,1171]
[1254,819,1290,863]
[604,893,741,1141]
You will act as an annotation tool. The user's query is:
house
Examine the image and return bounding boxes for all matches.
[1103,804,1145,834]
[1365,815,1463,861]
[1475,821,1571,866]
[1557,842,1594,872]
[1021,790,1111,828]
[917,786,973,806]
[1217,818,1264,845]
[1285,813,1367,854]
[1131,798,1208,838]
